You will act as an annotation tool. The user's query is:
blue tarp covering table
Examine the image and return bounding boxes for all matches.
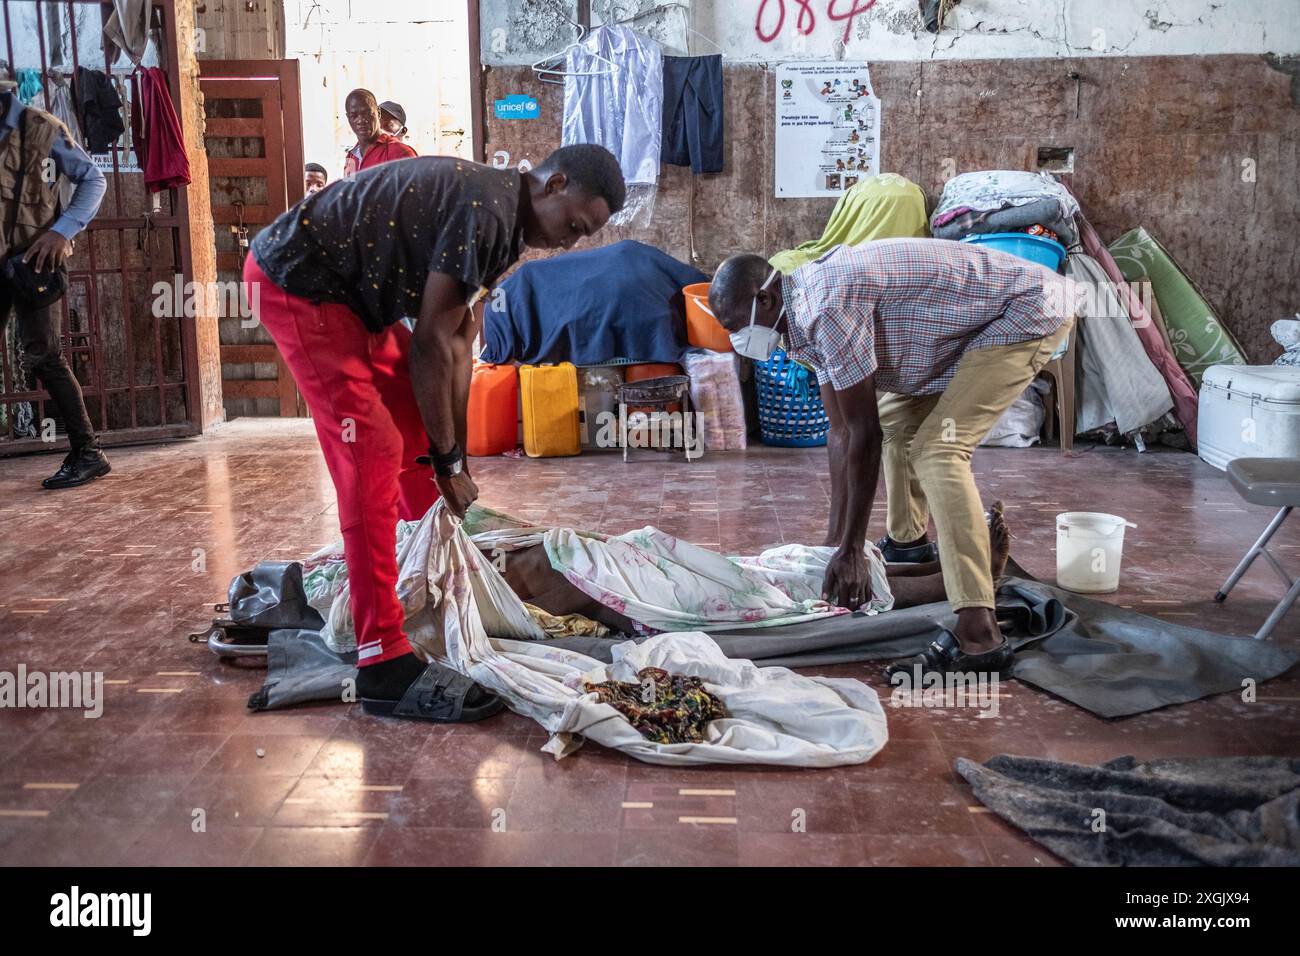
[481,239,706,366]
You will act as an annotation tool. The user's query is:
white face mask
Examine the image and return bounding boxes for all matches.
[729,268,786,361]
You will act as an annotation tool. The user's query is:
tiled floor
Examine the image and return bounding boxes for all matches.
[1,418,1297,866]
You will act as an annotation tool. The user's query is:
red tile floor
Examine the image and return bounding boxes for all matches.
[1,419,1297,866]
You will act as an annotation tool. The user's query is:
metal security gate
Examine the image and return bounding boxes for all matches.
[0,0,200,454]
[199,57,305,418]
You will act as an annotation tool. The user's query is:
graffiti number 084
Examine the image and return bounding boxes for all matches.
[755,0,879,45]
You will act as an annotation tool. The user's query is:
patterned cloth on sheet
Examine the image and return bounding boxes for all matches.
[583,667,727,744]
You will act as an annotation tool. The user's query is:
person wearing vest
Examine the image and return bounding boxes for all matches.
[0,81,108,488]
[341,88,416,179]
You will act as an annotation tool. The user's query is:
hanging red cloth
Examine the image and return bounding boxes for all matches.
[130,66,191,193]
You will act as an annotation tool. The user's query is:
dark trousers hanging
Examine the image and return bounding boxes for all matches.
[661,54,724,175]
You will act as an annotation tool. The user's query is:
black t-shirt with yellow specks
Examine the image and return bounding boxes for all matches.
[250,157,525,332]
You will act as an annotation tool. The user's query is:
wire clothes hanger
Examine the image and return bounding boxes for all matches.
[530,8,619,85]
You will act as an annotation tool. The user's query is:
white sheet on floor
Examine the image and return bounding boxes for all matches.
[347,504,889,767]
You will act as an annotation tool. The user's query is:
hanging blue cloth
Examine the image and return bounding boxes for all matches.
[16,68,43,104]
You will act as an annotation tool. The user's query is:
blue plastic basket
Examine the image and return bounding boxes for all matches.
[961,232,1067,271]
[755,349,829,447]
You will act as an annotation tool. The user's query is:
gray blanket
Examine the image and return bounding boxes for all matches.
[1069,253,1175,435]
[548,574,1299,719]
[956,754,1300,866]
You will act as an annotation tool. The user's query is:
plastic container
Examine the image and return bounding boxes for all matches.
[1197,364,1300,471]
[466,363,519,457]
[961,232,1067,272]
[755,348,829,447]
[577,365,625,449]
[683,282,733,352]
[1056,512,1136,593]
[520,362,581,458]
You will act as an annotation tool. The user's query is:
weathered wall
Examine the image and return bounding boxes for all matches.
[484,53,1300,363]
[482,0,1300,65]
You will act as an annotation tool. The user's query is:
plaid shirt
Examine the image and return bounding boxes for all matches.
[782,239,1076,394]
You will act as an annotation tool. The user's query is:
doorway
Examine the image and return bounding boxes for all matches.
[285,0,476,182]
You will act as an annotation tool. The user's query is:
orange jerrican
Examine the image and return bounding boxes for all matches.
[467,362,519,457]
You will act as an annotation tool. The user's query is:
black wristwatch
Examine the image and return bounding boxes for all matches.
[424,443,464,478]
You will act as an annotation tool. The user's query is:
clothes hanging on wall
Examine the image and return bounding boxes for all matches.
[130,67,190,193]
[104,0,152,66]
[562,24,662,222]
[73,67,126,152]
[30,72,84,210]
[660,54,723,174]
[15,69,42,104]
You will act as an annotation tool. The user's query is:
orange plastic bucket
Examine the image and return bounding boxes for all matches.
[683,282,732,352]
[467,362,519,457]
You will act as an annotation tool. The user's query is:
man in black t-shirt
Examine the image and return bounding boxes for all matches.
[244,146,625,717]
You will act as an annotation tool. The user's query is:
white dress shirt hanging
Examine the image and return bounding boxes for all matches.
[561,23,663,220]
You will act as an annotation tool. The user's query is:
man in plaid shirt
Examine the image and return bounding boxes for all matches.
[709,238,1076,677]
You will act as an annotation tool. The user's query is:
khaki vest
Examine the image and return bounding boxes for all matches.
[0,106,64,259]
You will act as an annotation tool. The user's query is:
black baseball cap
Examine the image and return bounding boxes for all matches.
[378,101,407,127]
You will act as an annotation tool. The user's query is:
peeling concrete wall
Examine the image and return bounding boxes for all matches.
[482,0,689,65]
[482,0,1300,65]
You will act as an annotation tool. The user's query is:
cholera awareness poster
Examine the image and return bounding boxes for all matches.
[775,61,880,198]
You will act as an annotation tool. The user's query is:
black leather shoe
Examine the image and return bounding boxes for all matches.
[884,631,1014,681]
[42,449,111,489]
[877,535,940,563]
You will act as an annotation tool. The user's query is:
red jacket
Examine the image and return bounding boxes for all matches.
[343,133,416,178]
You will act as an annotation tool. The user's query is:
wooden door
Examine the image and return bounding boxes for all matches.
[199,59,305,417]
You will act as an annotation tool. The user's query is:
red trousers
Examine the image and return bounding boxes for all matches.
[244,256,439,665]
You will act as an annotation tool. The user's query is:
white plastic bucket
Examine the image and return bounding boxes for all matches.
[1056,512,1135,593]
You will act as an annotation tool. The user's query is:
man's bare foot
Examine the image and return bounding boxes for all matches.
[987,500,1011,581]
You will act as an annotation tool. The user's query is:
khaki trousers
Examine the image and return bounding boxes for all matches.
[876,318,1074,609]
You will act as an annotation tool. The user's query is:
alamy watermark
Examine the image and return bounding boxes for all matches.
[0,666,103,718]
[152,275,260,327]
[888,666,1001,717]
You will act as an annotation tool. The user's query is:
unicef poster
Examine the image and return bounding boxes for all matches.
[775,62,880,198]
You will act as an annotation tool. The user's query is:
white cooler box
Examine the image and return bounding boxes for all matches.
[1198,364,1300,470]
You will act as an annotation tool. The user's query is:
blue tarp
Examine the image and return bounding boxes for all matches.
[481,240,706,366]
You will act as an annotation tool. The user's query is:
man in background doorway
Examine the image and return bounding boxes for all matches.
[378,101,410,145]
[342,88,415,179]
[304,162,328,194]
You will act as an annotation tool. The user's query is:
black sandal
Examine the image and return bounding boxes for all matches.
[877,535,940,564]
[884,630,1014,681]
[361,661,506,723]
